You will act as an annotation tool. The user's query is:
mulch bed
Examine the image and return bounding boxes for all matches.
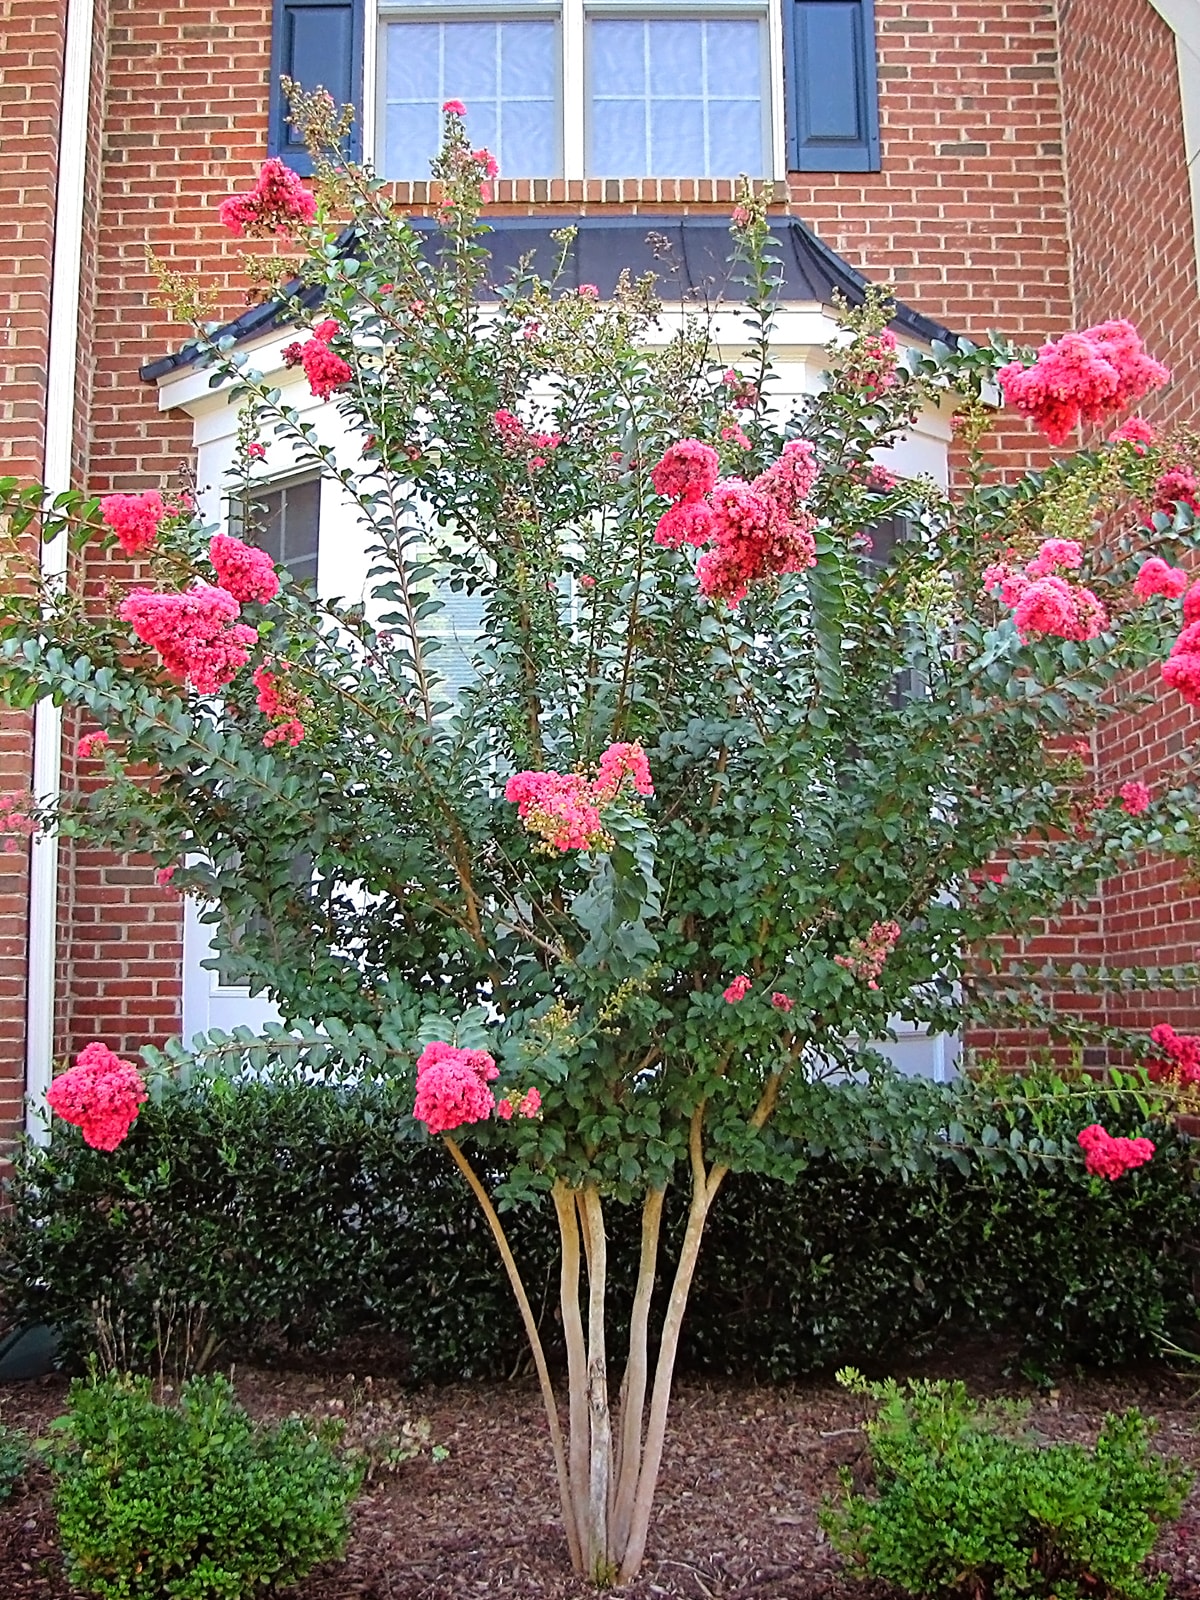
[3,1347,1200,1598]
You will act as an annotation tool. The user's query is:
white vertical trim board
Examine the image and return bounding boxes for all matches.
[26,0,96,1138]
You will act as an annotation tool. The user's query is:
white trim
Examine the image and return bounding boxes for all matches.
[361,11,379,168]
[1148,0,1200,293]
[766,0,786,180]
[562,0,585,177]
[27,0,96,1139]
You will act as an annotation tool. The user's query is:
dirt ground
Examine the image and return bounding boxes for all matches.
[3,1349,1200,1599]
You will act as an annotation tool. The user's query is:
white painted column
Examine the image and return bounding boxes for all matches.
[26,0,97,1137]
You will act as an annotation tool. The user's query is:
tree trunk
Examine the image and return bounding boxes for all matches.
[448,1090,753,1585]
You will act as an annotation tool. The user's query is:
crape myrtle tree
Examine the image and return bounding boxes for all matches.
[3,96,1200,1581]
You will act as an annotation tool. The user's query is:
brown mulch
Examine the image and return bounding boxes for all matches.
[3,1349,1200,1599]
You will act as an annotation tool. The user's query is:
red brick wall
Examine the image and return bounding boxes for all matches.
[0,0,70,1150]
[1059,0,1200,1044]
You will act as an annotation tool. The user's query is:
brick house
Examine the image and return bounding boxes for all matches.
[1,0,1197,1150]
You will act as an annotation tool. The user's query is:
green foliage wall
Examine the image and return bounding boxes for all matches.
[3,1069,1194,1381]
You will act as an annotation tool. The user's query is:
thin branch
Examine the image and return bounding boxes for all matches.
[580,1184,613,1578]
[619,1109,716,1581]
[446,1141,581,1573]
[611,1185,665,1553]
[552,1180,590,1570]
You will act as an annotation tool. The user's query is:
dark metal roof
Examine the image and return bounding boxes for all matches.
[140,215,956,383]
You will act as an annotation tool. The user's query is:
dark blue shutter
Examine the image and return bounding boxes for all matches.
[784,0,880,173]
[268,0,365,174]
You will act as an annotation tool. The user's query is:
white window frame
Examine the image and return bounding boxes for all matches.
[367,0,787,181]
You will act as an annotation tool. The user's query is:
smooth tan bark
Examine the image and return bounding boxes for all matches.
[445,1139,582,1572]
[611,1185,665,1554]
[618,1111,722,1583]
[580,1185,613,1580]
[552,1180,591,1567]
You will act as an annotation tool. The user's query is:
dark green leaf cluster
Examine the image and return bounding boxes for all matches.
[46,1371,361,1600]
[4,1064,1193,1381]
[0,1422,27,1501]
[822,1373,1190,1600]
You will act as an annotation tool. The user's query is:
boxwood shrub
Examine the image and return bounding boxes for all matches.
[2,1067,1195,1380]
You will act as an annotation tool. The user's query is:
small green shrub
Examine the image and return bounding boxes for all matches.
[0,1420,26,1499]
[822,1371,1189,1600]
[48,1372,362,1600]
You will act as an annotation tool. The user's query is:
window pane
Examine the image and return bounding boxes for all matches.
[381,19,559,178]
[385,21,439,98]
[650,97,704,174]
[587,16,765,178]
[591,97,646,175]
[454,21,499,97]
[591,17,644,96]
[647,17,701,82]
[707,99,763,175]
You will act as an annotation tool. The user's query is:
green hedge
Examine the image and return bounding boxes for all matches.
[2,1068,1196,1380]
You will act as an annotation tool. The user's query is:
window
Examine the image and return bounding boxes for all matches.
[270,0,881,181]
[232,472,322,589]
[376,0,773,179]
[589,16,768,177]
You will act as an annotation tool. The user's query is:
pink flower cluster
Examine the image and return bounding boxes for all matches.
[1162,618,1200,706]
[983,539,1108,643]
[652,439,819,608]
[1076,1122,1155,1181]
[834,920,900,990]
[100,490,167,556]
[998,320,1170,447]
[76,730,108,760]
[440,140,499,203]
[0,791,36,854]
[118,584,257,693]
[496,1088,542,1120]
[720,976,794,1013]
[411,1041,542,1135]
[46,1041,148,1151]
[1149,1022,1200,1087]
[253,662,306,748]
[412,1041,498,1134]
[505,741,653,853]
[492,410,563,470]
[505,771,605,852]
[1110,416,1156,450]
[282,319,351,402]
[843,328,899,397]
[1134,557,1188,601]
[594,741,654,801]
[209,534,280,605]
[1153,465,1200,520]
[651,440,719,504]
[1118,780,1152,815]
[722,368,759,409]
[218,157,316,237]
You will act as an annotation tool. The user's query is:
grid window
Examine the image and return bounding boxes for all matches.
[376,0,773,180]
[232,474,322,589]
[381,16,560,178]
[588,17,766,177]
